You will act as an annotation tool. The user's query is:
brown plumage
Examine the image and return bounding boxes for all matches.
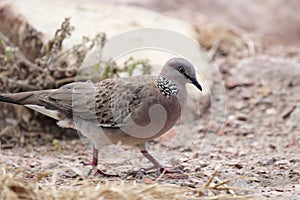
[0,57,202,175]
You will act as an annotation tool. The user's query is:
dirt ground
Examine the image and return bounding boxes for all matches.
[0,1,299,199]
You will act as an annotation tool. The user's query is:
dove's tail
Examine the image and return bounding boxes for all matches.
[0,91,41,105]
[0,91,62,120]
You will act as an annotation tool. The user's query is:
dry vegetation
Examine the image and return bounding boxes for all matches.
[0,166,257,199]
[0,9,150,148]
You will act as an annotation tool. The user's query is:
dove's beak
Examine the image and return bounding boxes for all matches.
[183,71,202,92]
[191,78,202,91]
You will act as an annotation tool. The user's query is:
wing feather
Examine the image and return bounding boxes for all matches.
[37,76,155,128]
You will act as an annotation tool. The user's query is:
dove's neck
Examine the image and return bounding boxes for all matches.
[160,67,189,106]
[173,78,188,106]
[159,75,187,107]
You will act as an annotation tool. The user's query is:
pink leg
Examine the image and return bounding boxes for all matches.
[91,146,98,167]
[84,146,118,177]
[138,143,180,174]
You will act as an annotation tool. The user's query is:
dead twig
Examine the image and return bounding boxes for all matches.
[204,166,220,188]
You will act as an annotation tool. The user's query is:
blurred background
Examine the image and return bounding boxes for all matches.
[96,0,300,45]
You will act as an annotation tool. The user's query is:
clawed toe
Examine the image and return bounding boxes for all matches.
[88,168,119,177]
[81,160,118,177]
[131,166,183,176]
[81,161,93,166]
[125,169,147,179]
[157,167,183,174]
[143,163,184,175]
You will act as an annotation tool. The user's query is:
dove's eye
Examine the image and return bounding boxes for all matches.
[178,67,185,74]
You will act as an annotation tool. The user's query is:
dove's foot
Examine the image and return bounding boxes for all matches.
[82,146,119,177]
[157,167,183,174]
[138,143,183,175]
[144,165,184,175]
[89,167,119,177]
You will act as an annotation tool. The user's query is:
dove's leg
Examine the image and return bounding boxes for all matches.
[91,146,99,168]
[138,142,164,170]
[81,145,98,168]
[84,146,118,177]
[138,142,181,174]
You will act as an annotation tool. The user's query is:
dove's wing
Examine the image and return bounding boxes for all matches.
[41,76,155,127]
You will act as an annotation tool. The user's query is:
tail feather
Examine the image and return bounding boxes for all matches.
[0,91,64,121]
[0,91,42,106]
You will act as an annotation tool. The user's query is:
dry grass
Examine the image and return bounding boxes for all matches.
[194,17,258,61]
[0,166,257,200]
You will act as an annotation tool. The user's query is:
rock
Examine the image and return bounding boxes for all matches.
[286,103,300,132]
[225,79,253,89]
[236,113,248,121]
[281,104,297,119]
[143,177,154,184]
[266,108,277,115]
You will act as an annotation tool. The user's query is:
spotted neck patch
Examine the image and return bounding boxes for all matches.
[155,76,178,97]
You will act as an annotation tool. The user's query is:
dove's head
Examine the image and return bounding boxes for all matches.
[161,58,202,91]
